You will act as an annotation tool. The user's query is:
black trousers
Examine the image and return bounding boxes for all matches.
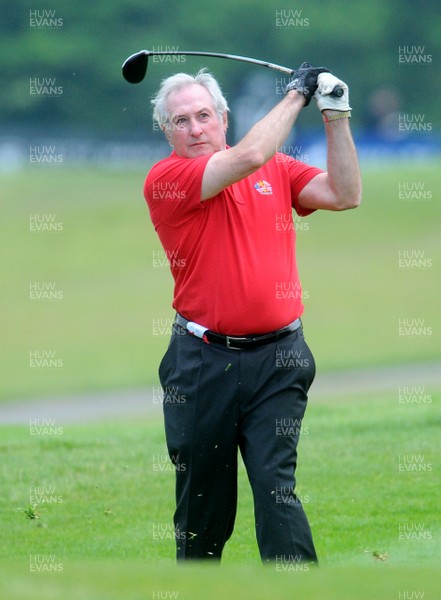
[158,321,317,563]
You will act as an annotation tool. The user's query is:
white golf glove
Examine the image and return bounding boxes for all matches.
[314,72,351,112]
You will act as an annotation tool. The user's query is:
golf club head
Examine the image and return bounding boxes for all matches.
[122,50,149,83]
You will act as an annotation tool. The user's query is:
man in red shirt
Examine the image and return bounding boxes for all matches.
[144,64,361,564]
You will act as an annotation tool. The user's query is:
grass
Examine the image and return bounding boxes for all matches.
[1,168,170,400]
[1,162,440,401]
[0,390,440,599]
[298,162,440,369]
[0,562,439,600]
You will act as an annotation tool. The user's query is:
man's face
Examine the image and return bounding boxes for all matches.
[164,83,228,158]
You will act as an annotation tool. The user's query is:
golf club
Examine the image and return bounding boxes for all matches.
[121,49,344,98]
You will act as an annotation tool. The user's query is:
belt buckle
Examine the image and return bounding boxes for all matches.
[226,336,248,350]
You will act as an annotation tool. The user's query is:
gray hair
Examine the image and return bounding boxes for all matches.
[151,68,229,129]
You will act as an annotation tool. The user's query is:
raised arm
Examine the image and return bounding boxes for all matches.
[298,72,362,211]
[201,90,305,200]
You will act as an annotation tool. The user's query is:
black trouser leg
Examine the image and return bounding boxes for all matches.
[238,328,318,563]
[159,327,241,560]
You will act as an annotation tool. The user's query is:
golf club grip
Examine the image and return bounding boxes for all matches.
[331,86,344,98]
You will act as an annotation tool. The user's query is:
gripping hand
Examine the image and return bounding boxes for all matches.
[285,62,330,106]
[314,72,351,112]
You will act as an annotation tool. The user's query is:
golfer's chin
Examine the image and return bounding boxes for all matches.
[183,142,226,158]
[185,142,212,157]
[175,142,225,159]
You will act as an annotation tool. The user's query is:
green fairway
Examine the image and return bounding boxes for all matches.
[0,391,439,599]
[0,561,439,600]
[1,162,440,401]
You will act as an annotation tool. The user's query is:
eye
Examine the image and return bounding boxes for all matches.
[198,113,209,120]
[175,117,188,127]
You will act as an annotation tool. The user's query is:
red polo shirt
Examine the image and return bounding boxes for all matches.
[144,150,322,335]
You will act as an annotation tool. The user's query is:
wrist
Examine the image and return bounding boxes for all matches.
[322,110,351,123]
[286,89,307,107]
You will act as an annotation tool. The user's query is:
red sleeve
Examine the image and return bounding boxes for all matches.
[144,152,212,227]
[280,154,323,217]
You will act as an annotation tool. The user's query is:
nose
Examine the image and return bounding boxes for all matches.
[189,118,203,137]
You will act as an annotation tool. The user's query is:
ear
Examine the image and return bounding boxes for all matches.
[162,125,173,146]
[222,111,228,132]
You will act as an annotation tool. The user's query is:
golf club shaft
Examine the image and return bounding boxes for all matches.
[145,50,295,75]
[122,49,344,97]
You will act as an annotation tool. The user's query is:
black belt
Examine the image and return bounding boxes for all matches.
[174,314,301,350]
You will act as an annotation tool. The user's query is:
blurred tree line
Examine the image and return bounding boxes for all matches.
[2,0,440,139]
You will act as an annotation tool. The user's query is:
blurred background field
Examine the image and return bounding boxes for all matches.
[1,163,440,401]
[1,0,440,402]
